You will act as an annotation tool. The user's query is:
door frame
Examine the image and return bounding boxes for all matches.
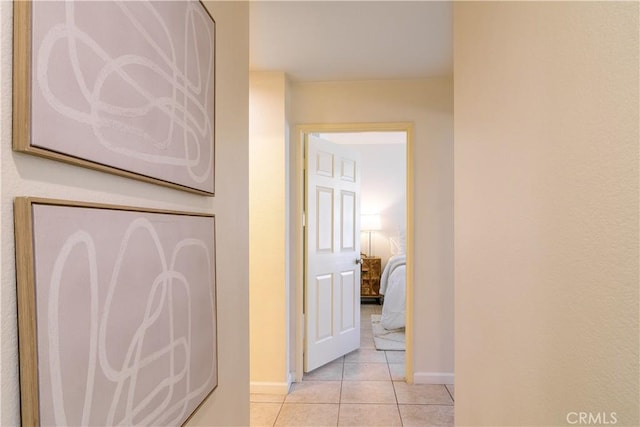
[293,122,415,383]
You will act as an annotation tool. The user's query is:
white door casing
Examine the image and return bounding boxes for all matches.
[304,135,361,372]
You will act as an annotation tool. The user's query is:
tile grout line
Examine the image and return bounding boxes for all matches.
[270,400,285,427]
[337,356,345,426]
[391,371,404,426]
[377,300,404,427]
[444,384,454,403]
[385,352,405,426]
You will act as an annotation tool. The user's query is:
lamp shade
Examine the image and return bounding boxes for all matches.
[361,214,382,231]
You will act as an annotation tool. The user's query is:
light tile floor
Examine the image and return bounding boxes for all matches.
[251,303,454,426]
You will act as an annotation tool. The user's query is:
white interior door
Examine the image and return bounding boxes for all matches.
[304,135,361,372]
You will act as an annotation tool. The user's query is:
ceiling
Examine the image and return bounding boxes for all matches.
[249,1,453,82]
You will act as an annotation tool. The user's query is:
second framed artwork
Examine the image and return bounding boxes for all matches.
[13,0,216,195]
[14,198,217,426]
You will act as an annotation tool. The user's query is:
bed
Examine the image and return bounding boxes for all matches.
[379,254,406,330]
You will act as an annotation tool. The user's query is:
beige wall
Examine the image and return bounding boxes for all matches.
[349,142,406,267]
[454,2,639,426]
[290,79,455,383]
[249,71,290,393]
[0,1,250,425]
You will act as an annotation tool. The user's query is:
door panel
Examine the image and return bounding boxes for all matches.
[341,191,356,251]
[314,274,333,341]
[340,270,357,332]
[316,150,334,177]
[341,158,356,182]
[305,135,361,372]
[316,187,334,252]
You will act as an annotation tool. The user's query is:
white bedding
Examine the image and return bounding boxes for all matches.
[380,254,406,295]
[380,255,406,330]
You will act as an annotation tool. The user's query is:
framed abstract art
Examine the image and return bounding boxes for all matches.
[13,1,216,195]
[14,197,217,425]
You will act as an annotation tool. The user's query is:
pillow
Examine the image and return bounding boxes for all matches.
[389,229,406,256]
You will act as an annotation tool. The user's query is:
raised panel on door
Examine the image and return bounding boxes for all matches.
[316,151,334,177]
[341,191,355,251]
[314,274,333,342]
[316,187,333,253]
[339,270,357,332]
[340,157,356,182]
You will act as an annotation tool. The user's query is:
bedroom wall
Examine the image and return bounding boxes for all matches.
[290,78,454,384]
[353,142,406,266]
[0,1,250,425]
[454,2,639,425]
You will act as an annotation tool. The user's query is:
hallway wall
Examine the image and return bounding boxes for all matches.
[0,1,251,425]
[249,71,291,393]
[454,2,639,425]
[290,78,455,384]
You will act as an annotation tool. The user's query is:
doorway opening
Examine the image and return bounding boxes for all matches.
[293,122,414,384]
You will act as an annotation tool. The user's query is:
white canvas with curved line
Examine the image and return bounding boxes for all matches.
[29,203,217,426]
[29,0,215,193]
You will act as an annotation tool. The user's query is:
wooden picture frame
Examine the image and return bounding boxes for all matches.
[13,1,216,195]
[14,197,217,426]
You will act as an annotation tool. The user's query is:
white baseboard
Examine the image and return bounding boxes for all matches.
[250,381,290,395]
[413,372,454,385]
[288,372,295,388]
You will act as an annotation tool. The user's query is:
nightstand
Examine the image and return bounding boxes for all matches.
[360,256,382,303]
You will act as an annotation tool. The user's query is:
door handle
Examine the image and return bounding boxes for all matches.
[355,258,363,265]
